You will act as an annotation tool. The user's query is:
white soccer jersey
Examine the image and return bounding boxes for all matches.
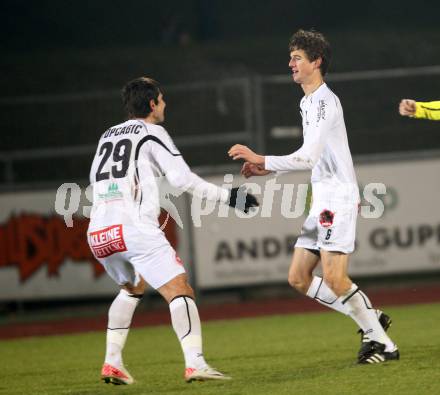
[265,83,359,203]
[89,119,229,228]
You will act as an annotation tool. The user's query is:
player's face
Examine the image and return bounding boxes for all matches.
[151,92,166,123]
[289,49,316,84]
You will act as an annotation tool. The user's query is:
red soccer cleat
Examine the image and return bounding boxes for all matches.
[101,363,134,385]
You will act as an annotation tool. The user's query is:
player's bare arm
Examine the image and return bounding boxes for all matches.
[399,99,416,117]
[228,144,265,165]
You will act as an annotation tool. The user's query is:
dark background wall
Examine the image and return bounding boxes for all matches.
[2,0,439,50]
[3,0,440,93]
[1,0,440,178]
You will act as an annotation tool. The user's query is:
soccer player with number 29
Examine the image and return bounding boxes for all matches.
[87,77,258,385]
[229,29,399,364]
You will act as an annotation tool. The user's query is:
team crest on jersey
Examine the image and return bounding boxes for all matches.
[319,209,334,227]
[317,100,326,122]
[89,224,127,258]
[98,183,123,201]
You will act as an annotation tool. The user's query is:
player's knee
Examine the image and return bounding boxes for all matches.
[170,281,195,302]
[184,283,195,299]
[124,280,146,296]
[174,276,194,297]
[288,271,309,294]
[134,283,147,295]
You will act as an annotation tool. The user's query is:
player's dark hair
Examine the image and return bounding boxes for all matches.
[121,77,161,118]
[289,29,331,76]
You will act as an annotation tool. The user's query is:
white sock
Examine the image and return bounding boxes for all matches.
[105,289,141,368]
[341,284,396,352]
[306,276,349,315]
[169,296,208,370]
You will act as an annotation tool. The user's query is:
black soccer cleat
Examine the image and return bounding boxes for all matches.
[357,310,392,358]
[358,341,400,364]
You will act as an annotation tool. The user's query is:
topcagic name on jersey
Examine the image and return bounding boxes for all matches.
[103,124,142,138]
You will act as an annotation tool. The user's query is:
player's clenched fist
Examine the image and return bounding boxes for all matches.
[228,144,265,165]
[241,162,271,178]
[399,99,416,117]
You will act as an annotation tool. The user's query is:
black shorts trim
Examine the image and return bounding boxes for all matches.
[306,248,321,258]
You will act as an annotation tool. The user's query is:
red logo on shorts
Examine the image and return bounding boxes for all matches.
[89,225,127,258]
[319,209,334,227]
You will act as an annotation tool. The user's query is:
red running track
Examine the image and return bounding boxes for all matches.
[1,285,439,340]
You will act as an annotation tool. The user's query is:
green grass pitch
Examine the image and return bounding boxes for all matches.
[2,303,440,395]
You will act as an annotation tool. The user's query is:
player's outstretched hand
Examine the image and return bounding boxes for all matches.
[399,99,416,117]
[241,162,272,178]
[228,144,265,166]
[228,186,259,213]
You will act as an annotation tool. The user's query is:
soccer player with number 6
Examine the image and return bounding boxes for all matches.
[87,77,258,385]
[229,29,399,364]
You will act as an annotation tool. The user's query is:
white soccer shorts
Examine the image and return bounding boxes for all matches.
[87,223,185,289]
[295,201,358,254]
